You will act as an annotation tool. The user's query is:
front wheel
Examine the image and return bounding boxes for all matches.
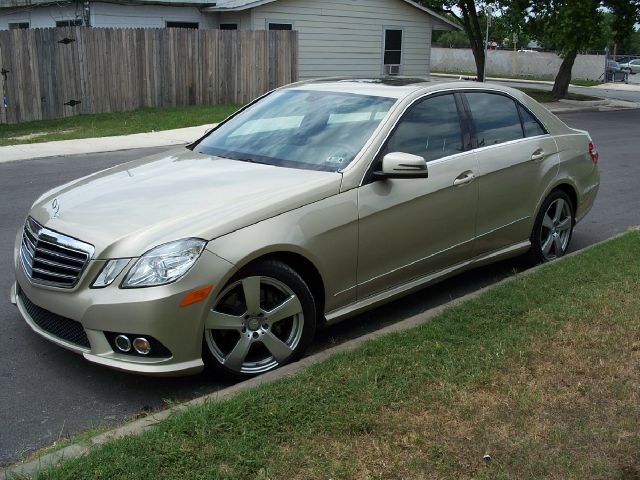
[203,260,316,378]
[530,190,575,264]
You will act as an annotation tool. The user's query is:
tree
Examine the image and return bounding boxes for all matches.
[504,0,640,98]
[606,0,640,57]
[418,1,492,81]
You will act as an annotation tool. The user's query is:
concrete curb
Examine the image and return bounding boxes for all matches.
[4,227,637,478]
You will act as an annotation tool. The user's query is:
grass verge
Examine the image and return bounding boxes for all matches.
[516,87,602,103]
[28,230,640,480]
[432,70,602,87]
[0,104,240,147]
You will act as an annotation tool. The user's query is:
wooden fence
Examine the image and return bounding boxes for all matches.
[0,27,298,124]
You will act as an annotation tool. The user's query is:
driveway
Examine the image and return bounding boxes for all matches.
[1,109,639,466]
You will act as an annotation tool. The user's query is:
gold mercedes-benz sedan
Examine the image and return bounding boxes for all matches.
[11,78,600,377]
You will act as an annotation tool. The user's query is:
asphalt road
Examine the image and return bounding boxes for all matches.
[2,109,639,466]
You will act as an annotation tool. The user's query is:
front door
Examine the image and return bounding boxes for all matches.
[357,93,478,299]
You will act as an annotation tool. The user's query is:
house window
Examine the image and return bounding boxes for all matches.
[166,21,199,29]
[9,22,29,29]
[384,29,403,65]
[268,23,292,31]
[219,23,238,30]
[56,19,83,27]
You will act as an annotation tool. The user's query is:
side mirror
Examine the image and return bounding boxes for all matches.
[373,152,428,179]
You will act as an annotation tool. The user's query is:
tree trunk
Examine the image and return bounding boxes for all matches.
[552,49,578,99]
[458,0,485,81]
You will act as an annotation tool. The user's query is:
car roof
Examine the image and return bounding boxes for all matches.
[286,77,527,101]
[287,77,433,99]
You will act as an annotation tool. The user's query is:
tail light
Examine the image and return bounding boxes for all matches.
[588,141,599,165]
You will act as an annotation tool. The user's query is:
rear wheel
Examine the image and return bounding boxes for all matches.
[203,260,316,378]
[529,190,575,264]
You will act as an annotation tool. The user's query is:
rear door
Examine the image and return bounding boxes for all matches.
[463,91,559,256]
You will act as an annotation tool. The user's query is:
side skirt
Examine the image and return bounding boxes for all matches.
[324,240,531,325]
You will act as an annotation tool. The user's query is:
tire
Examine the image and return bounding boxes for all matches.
[529,190,575,264]
[203,260,316,378]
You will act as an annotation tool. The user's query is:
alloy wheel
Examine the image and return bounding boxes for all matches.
[539,197,572,261]
[205,276,305,375]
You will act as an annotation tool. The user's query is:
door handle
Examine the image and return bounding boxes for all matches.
[453,171,475,186]
[531,148,546,161]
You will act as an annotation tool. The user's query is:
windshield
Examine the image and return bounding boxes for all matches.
[193,89,397,172]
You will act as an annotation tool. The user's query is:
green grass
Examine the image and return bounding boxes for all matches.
[0,104,241,146]
[433,70,602,87]
[28,230,640,480]
[516,87,602,103]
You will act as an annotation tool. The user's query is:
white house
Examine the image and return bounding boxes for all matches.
[0,0,460,78]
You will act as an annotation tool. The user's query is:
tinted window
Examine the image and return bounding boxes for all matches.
[269,23,292,30]
[467,93,524,147]
[384,30,402,65]
[519,105,546,137]
[384,94,463,162]
[166,21,198,29]
[56,19,82,27]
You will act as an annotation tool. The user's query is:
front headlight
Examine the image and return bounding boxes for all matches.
[122,238,206,288]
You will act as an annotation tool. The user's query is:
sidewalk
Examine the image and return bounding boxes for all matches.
[0,123,216,164]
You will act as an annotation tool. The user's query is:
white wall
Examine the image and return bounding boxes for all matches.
[91,3,216,28]
[0,3,217,29]
[250,0,439,79]
[0,4,80,29]
[432,47,606,81]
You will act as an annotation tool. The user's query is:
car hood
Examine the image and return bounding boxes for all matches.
[29,148,342,259]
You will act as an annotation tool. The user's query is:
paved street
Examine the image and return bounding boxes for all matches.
[1,109,639,466]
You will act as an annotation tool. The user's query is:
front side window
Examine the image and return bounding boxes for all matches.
[466,92,524,147]
[194,90,396,172]
[382,94,464,163]
[219,23,238,30]
[9,22,29,29]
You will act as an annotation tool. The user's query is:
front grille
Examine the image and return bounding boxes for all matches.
[20,217,94,288]
[19,291,90,349]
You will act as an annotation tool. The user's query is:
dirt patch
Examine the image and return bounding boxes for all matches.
[8,128,80,141]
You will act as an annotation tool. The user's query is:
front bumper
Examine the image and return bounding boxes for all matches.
[13,249,235,376]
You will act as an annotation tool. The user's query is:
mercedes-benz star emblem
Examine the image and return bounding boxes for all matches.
[51,198,60,218]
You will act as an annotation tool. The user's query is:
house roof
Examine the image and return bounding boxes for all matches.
[205,0,462,30]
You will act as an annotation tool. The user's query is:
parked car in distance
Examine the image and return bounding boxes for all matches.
[606,59,629,82]
[619,59,640,74]
[12,78,600,378]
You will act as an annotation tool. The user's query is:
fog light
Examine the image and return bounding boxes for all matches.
[132,337,151,355]
[114,335,131,352]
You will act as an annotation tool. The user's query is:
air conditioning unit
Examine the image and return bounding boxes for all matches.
[385,64,400,76]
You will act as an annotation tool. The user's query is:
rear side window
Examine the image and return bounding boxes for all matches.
[518,105,546,137]
[466,93,524,147]
[383,94,463,162]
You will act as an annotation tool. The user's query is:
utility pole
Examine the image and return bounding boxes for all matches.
[484,5,493,82]
[512,32,518,76]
